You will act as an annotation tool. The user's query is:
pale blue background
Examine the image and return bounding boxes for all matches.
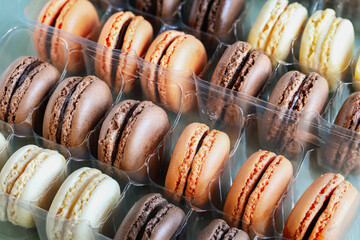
[0,0,21,37]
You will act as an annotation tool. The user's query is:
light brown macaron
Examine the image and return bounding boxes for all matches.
[141,30,207,112]
[96,11,153,93]
[98,99,170,172]
[165,122,230,206]
[223,150,293,235]
[283,173,358,240]
[36,0,99,72]
[43,75,112,147]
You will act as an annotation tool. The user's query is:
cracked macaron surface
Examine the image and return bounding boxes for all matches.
[223,150,293,235]
[196,219,250,240]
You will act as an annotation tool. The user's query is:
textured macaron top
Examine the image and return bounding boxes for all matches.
[283,173,358,240]
[114,193,185,240]
[135,0,181,17]
[248,0,307,62]
[223,150,293,235]
[269,71,329,113]
[210,41,272,96]
[98,99,170,171]
[0,56,60,123]
[47,167,121,240]
[43,75,112,147]
[196,219,250,240]
[334,92,360,132]
[165,122,230,204]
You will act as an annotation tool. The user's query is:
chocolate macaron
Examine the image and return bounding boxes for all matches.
[43,75,112,147]
[114,193,185,240]
[186,0,246,35]
[211,41,272,97]
[134,0,181,17]
[165,122,230,206]
[141,30,207,112]
[36,0,99,72]
[283,173,358,240]
[98,99,170,172]
[0,56,60,124]
[223,150,293,235]
[196,219,250,240]
[96,11,153,93]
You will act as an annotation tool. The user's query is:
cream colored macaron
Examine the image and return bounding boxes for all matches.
[300,9,355,91]
[248,0,308,64]
[353,55,360,90]
[46,167,121,240]
[0,145,66,228]
[0,133,7,150]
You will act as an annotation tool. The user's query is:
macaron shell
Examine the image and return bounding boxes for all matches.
[116,104,170,171]
[248,0,288,50]
[50,0,99,72]
[223,228,250,240]
[355,57,360,82]
[160,0,181,17]
[334,92,360,131]
[242,156,293,234]
[265,2,307,63]
[196,219,230,240]
[7,150,66,228]
[309,181,358,240]
[299,9,335,70]
[223,150,276,227]
[142,204,185,240]
[283,173,344,239]
[184,130,230,205]
[165,123,209,195]
[187,0,210,31]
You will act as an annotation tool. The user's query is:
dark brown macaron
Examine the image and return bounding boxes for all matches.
[196,219,250,240]
[211,41,272,97]
[269,71,329,113]
[0,56,60,124]
[114,193,185,240]
[98,99,170,171]
[135,0,181,17]
[43,75,112,147]
[186,0,246,35]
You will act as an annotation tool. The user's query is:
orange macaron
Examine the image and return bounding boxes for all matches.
[141,30,207,112]
[36,0,99,72]
[283,173,358,240]
[165,122,230,206]
[96,11,153,93]
[223,150,293,235]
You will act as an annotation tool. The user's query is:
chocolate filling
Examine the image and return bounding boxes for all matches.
[55,79,82,143]
[200,0,216,32]
[110,18,133,86]
[5,60,42,122]
[110,102,139,165]
[287,79,307,110]
[303,197,330,239]
[227,52,251,90]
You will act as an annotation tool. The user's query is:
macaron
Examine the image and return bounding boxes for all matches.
[299,9,354,91]
[283,173,358,240]
[268,71,329,113]
[36,0,99,72]
[210,41,272,97]
[196,219,250,240]
[186,0,246,35]
[165,122,230,206]
[354,54,360,88]
[96,11,153,93]
[223,150,293,235]
[0,133,6,150]
[46,167,120,240]
[98,99,170,171]
[248,0,308,64]
[0,56,60,123]
[0,145,66,228]
[135,0,181,17]
[141,30,207,112]
[113,193,185,240]
[43,75,112,147]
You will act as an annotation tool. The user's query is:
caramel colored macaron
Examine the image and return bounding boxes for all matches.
[98,99,170,172]
[43,75,112,147]
[165,122,230,206]
[283,173,358,240]
[36,0,99,72]
[223,150,293,235]
[141,30,207,112]
[96,11,153,93]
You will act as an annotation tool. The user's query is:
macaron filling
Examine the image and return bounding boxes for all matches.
[4,59,43,122]
[232,51,260,92]
[143,203,176,238]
